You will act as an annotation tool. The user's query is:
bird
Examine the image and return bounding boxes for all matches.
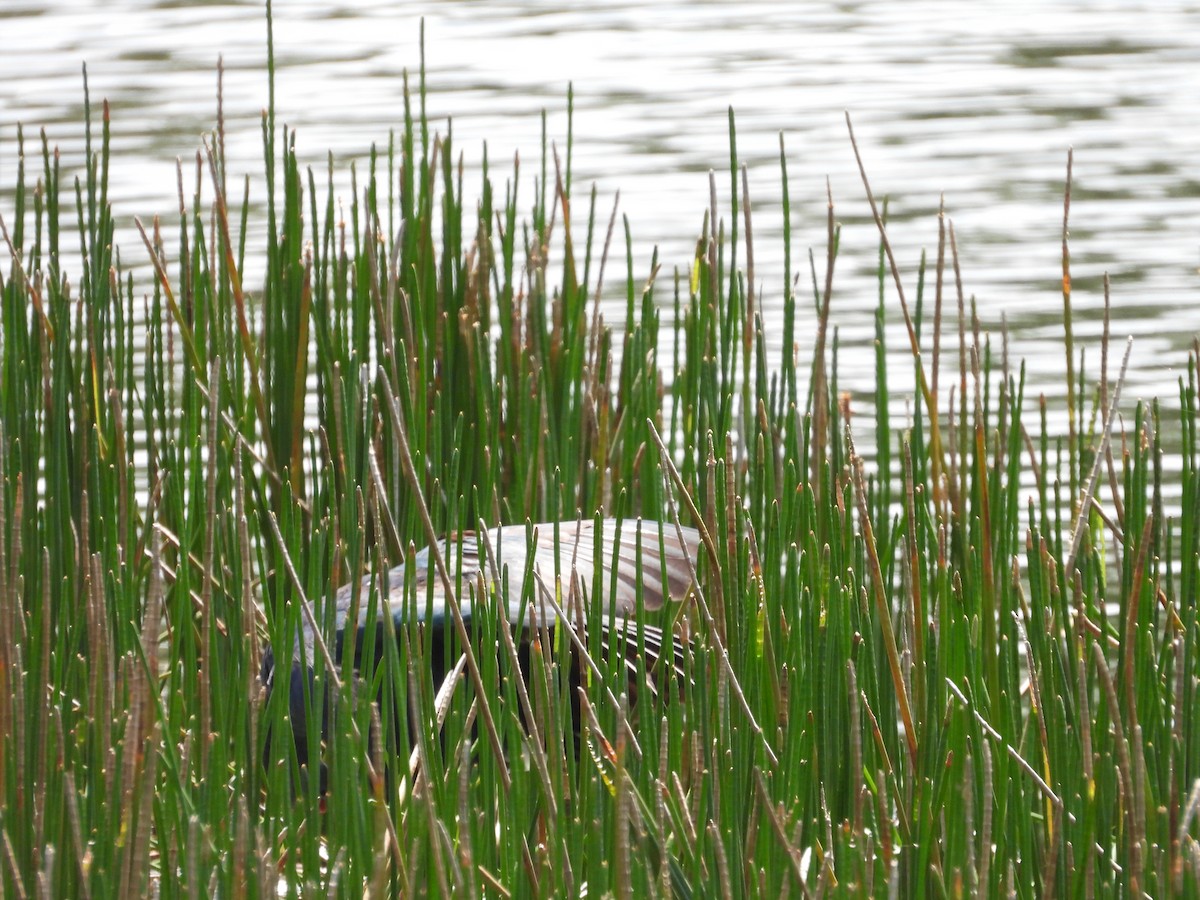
[260,517,702,785]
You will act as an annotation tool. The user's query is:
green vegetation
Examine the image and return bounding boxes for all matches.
[2,23,1199,900]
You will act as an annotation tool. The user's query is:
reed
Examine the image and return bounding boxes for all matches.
[1,17,1198,899]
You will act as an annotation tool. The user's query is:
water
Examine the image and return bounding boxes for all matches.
[2,0,1199,411]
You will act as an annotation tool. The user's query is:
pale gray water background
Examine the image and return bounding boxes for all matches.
[2,0,1199,421]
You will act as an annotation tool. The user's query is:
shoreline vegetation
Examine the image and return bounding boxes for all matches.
[3,20,1199,900]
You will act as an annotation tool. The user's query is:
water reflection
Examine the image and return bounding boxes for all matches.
[1,0,1198,408]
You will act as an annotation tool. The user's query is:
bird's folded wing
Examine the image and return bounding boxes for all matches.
[333,519,700,637]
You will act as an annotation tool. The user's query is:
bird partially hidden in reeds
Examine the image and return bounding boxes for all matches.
[260,518,701,788]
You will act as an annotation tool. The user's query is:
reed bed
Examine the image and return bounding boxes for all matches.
[2,24,1199,900]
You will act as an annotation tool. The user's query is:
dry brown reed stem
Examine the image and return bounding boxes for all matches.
[1072,587,1096,898]
[704,433,725,639]
[647,419,779,767]
[263,510,339,687]
[810,178,837,506]
[406,650,452,898]
[60,764,89,900]
[552,143,578,295]
[1061,148,1077,487]
[724,431,739,626]
[0,212,51,341]
[657,717,672,898]
[848,661,864,836]
[1091,641,1141,895]
[1179,782,1200,863]
[903,444,926,722]
[754,768,812,898]
[710,820,733,900]
[1099,274,1125,524]
[375,369,509,786]
[35,554,52,864]
[455,739,478,899]
[1066,337,1133,577]
[1,831,26,900]
[979,737,994,893]
[1039,793,1065,900]
[199,356,220,774]
[962,749,976,892]
[117,531,163,900]
[1122,512,1155,721]
[1171,633,1187,892]
[1122,512,1154,893]
[949,220,968,518]
[205,134,291,475]
[741,163,755,334]
[845,112,945,482]
[860,686,908,840]
[479,539,556,796]
[132,216,204,388]
[1014,570,1054,839]
[741,164,756,465]
[708,172,720,325]
[614,694,632,900]
[931,197,947,516]
[846,428,917,770]
[394,654,466,814]
[526,564,642,761]
[970,342,999,693]
[945,679,1063,810]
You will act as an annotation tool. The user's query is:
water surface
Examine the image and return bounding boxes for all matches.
[2,0,1198,409]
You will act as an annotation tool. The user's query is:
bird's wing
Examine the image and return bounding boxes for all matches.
[329,519,700,641]
[489,518,700,621]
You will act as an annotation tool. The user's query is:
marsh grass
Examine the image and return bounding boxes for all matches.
[2,17,1200,900]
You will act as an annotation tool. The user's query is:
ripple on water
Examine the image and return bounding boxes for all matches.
[1,0,1198,421]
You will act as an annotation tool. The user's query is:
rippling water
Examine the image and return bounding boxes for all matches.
[2,0,1199,409]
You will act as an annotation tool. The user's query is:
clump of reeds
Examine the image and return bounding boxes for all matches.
[1,19,1199,900]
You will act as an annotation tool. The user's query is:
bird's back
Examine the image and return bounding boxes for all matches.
[331,518,700,642]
